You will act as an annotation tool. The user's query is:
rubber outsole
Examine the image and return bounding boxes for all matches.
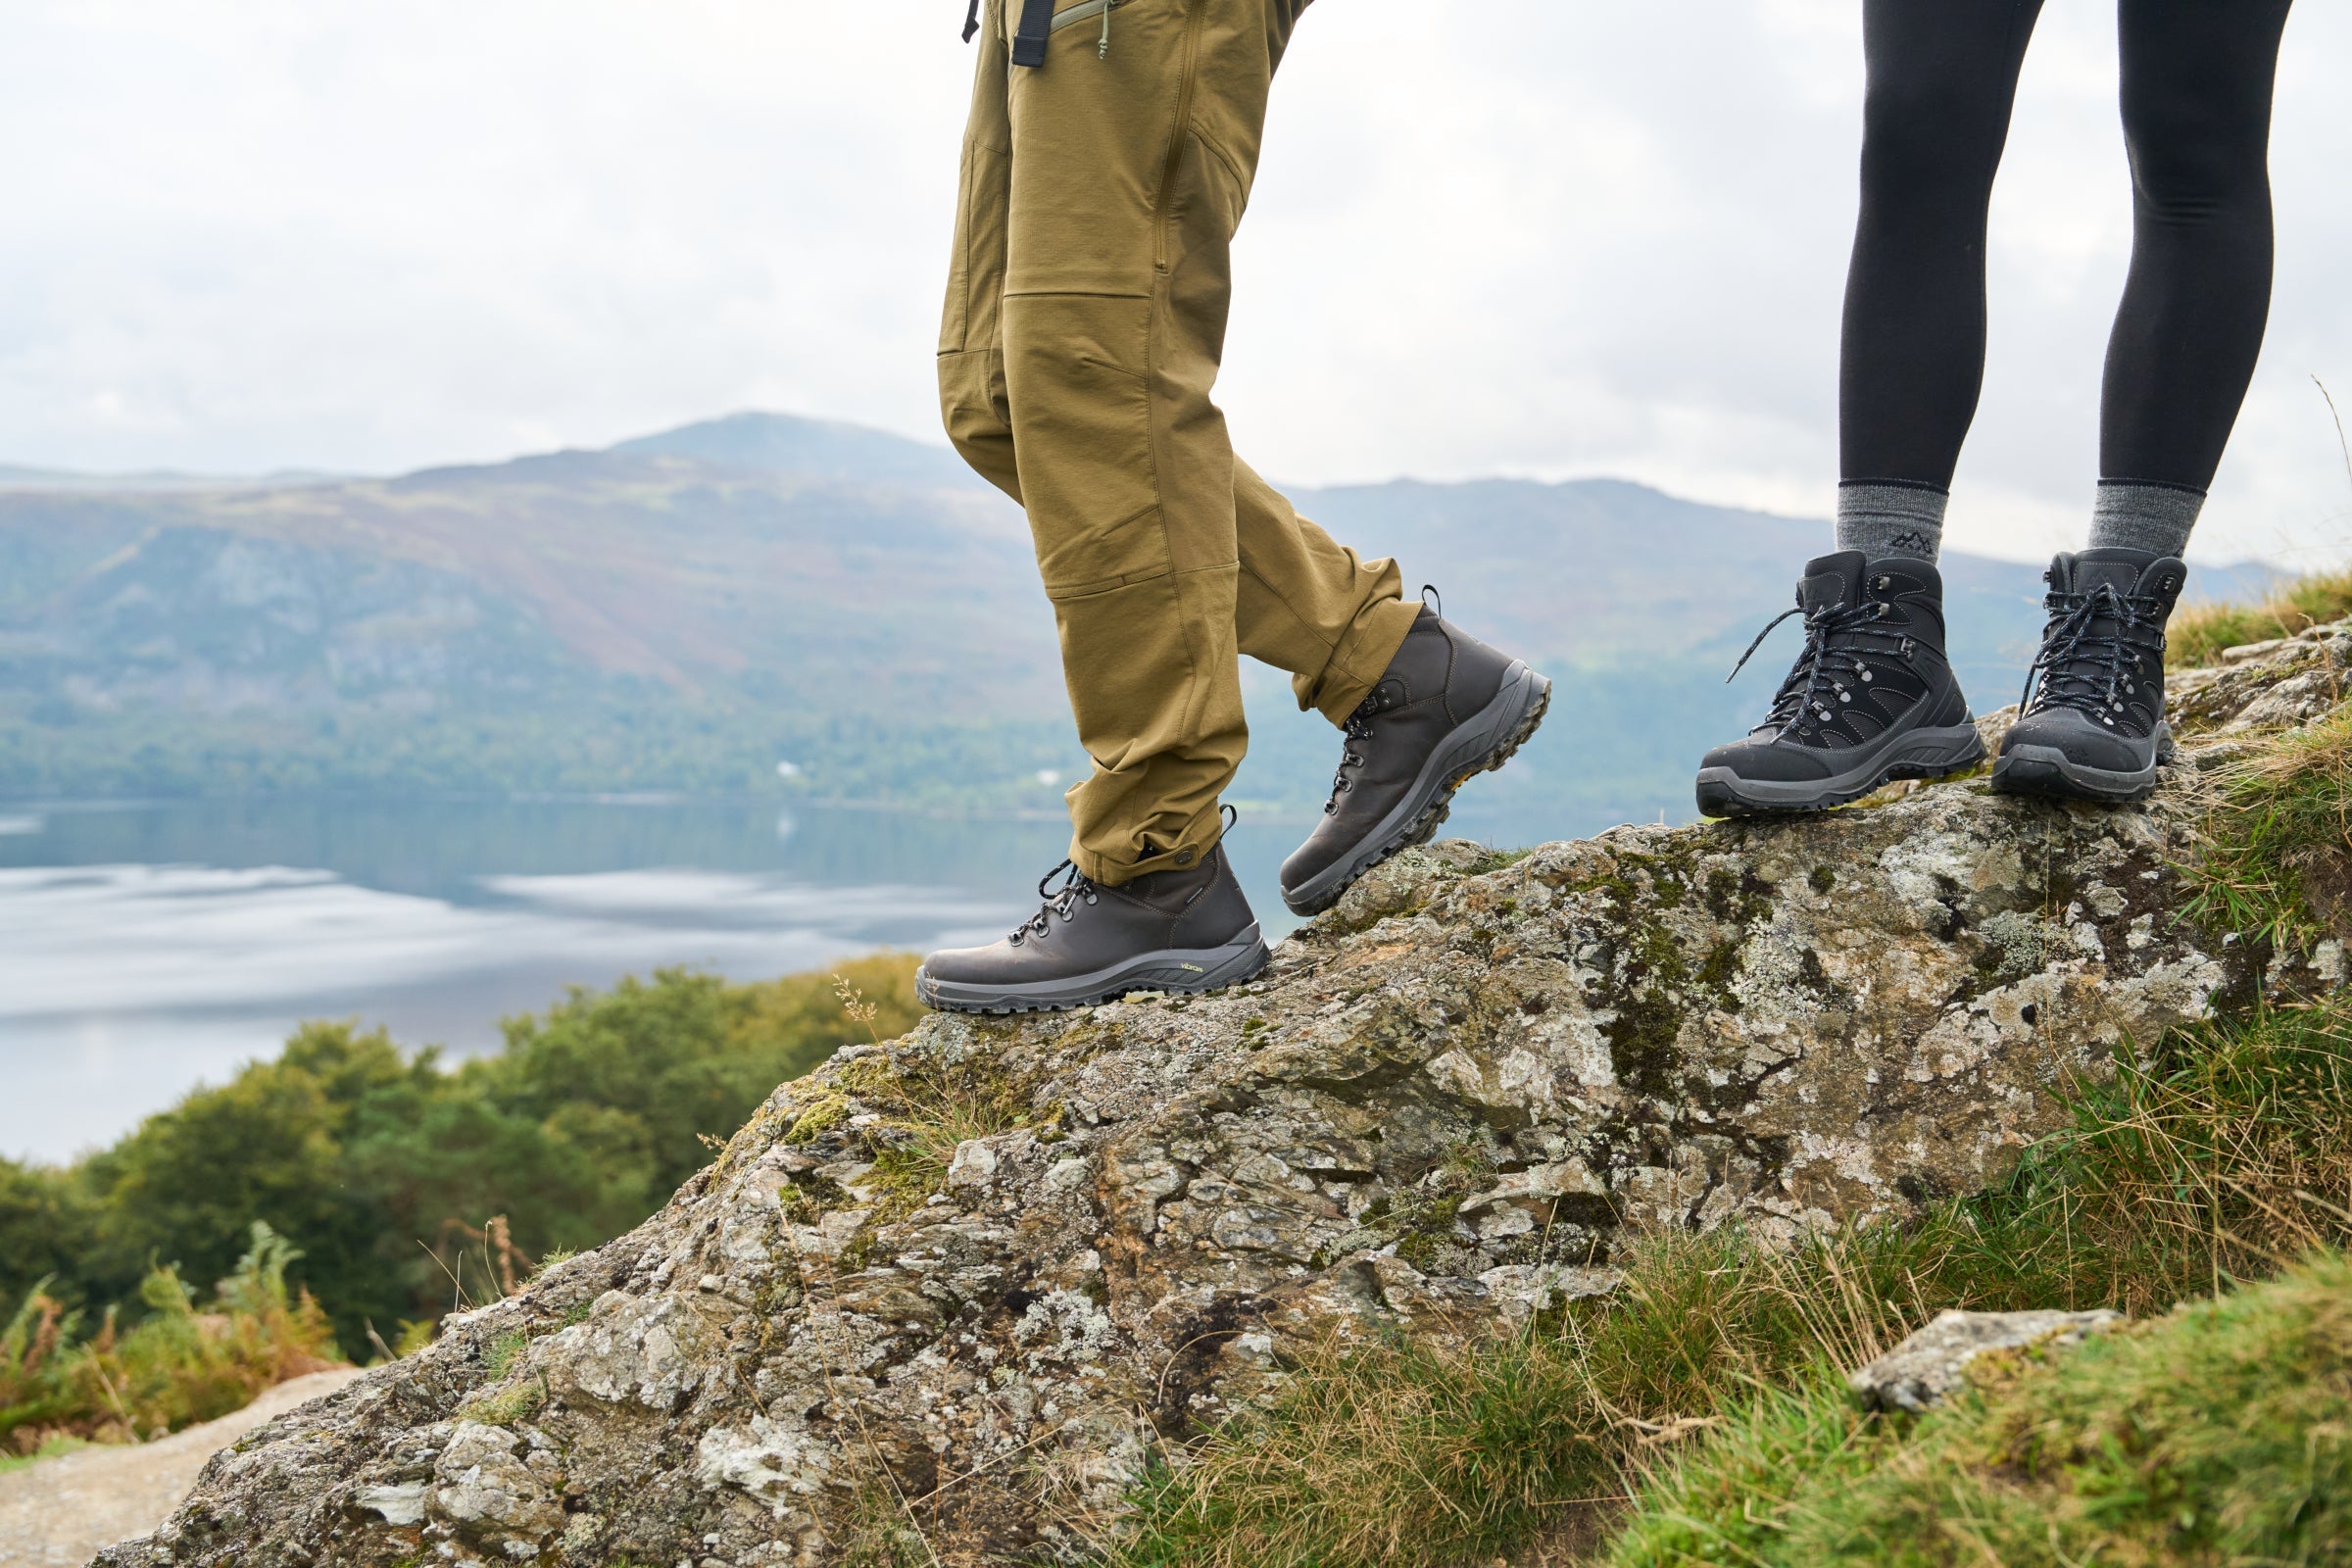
[1988,727,2173,805]
[915,926,1272,1015]
[1281,663,1552,917]
[1694,723,1988,818]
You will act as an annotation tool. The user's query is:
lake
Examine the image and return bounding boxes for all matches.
[0,791,1600,1164]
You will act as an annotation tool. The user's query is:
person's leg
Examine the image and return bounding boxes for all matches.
[1232,461,1420,725]
[997,0,1317,889]
[1994,0,2292,806]
[1838,0,2044,563]
[918,0,1328,1011]
[2090,0,2293,556]
[1695,1,2040,817]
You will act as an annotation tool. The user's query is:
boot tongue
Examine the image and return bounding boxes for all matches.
[2070,546,2164,597]
[1796,551,1867,616]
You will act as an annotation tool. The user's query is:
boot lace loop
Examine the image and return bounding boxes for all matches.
[1323,703,1379,814]
[1008,859,1099,944]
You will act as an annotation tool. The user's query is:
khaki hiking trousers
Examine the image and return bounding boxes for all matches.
[938,0,1420,887]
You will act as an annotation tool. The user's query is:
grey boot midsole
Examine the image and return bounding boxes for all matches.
[1990,727,2171,798]
[1284,662,1547,914]
[916,925,1269,1008]
[1696,722,1985,808]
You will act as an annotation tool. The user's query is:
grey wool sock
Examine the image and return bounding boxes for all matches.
[1836,481,1947,563]
[2088,479,2203,559]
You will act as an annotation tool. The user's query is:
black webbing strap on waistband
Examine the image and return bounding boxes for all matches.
[962,0,981,41]
[1009,0,1054,66]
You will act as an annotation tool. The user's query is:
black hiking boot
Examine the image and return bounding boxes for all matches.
[916,841,1269,1013]
[1280,593,1550,916]
[1990,547,2183,805]
[1694,551,1985,816]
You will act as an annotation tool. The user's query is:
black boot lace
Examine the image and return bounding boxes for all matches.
[2017,579,2169,732]
[1726,587,1918,743]
[1323,703,1378,815]
[1007,860,1099,945]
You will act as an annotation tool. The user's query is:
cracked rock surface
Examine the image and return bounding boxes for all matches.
[99,626,2346,1567]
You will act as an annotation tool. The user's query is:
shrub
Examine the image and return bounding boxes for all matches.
[2,956,924,1357]
[1,1221,339,1455]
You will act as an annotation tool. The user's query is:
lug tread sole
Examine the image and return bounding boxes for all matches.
[1696,738,1988,820]
[919,942,1273,1016]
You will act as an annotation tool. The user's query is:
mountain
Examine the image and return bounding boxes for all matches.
[0,413,2282,822]
[610,411,991,492]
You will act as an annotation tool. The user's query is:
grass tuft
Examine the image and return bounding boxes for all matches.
[835,1053,1057,1227]
[1611,1250,2352,1567]
[2188,701,2352,955]
[2168,565,2352,669]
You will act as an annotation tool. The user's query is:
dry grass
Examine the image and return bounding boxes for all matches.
[2168,564,2352,669]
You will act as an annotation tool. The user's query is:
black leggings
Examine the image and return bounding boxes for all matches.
[1840,0,2293,493]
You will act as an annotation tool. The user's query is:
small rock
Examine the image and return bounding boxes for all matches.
[1848,1308,2123,1412]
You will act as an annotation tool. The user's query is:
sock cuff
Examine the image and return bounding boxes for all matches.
[1836,483,1948,563]
[2089,480,2203,559]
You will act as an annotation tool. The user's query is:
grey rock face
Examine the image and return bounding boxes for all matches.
[1848,1308,2124,1412]
[97,628,2346,1568]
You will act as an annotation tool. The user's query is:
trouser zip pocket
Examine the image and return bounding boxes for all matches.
[1051,0,1129,57]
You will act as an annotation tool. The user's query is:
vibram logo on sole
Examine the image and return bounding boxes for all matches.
[1179,962,1203,971]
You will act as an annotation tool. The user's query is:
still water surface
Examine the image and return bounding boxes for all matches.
[0,793,1577,1164]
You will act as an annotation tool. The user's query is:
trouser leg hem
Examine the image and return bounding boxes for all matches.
[1307,595,1421,726]
[1070,805,1227,888]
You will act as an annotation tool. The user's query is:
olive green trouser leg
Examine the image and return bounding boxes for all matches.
[937,0,1419,886]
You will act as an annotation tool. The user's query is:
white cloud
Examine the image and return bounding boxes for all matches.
[1,0,2346,566]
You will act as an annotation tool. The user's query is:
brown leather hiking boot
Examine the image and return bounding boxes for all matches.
[916,843,1268,1013]
[1279,594,1550,916]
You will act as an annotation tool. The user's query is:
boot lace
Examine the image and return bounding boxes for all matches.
[1323,703,1378,815]
[1007,859,1099,944]
[2018,579,2169,731]
[1726,586,1917,742]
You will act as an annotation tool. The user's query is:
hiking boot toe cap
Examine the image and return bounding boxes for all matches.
[2000,708,2152,773]
[1698,734,1839,783]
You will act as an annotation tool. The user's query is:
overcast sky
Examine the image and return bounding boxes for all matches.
[3,1,2346,567]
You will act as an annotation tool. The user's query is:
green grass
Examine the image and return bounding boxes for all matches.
[2188,701,2352,956]
[1609,1250,2352,1567]
[0,1433,87,1475]
[2168,564,2352,669]
[1110,998,2352,1568]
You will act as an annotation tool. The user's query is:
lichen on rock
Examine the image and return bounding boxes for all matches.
[99,627,2349,1568]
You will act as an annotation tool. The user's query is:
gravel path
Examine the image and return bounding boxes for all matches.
[0,1370,364,1568]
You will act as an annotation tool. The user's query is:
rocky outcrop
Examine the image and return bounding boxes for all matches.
[101,624,2346,1568]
